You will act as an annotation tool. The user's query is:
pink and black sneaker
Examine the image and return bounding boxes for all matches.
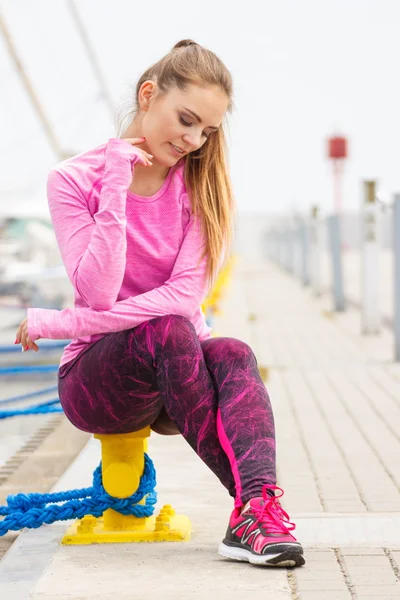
[218,485,305,567]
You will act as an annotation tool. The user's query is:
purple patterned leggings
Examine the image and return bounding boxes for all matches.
[58,315,276,507]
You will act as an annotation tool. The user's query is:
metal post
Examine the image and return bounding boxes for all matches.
[266,231,272,262]
[288,228,295,274]
[284,230,290,272]
[394,195,400,361]
[310,206,322,296]
[268,231,274,262]
[274,231,279,264]
[276,231,281,266]
[295,224,302,280]
[300,220,310,286]
[293,227,299,275]
[282,230,288,270]
[361,181,380,334]
[328,214,345,312]
[283,229,292,271]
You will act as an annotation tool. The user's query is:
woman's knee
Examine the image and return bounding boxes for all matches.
[226,339,257,366]
[203,337,257,367]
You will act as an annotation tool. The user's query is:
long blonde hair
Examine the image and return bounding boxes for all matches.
[117,39,236,290]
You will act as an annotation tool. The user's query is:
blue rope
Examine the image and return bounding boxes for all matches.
[0,385,58,406]
[0,454,157,535]
[0,365,59,375]
[0,341,68,353]
[0,398,63,419]
[0,379,62,419]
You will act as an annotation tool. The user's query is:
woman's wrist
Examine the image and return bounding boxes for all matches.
[106,138,142,165]
[27,307,61,341]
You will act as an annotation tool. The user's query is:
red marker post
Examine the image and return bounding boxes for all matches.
[328,136,348,215]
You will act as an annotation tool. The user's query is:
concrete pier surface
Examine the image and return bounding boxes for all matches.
[1,257,399,599]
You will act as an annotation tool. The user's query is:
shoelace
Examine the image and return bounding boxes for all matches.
[253,484,296,535]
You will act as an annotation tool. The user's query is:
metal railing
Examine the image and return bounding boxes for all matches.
[264,183,400,361]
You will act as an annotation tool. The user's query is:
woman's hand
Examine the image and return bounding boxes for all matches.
[121,137,153,167]
[15,317,40,352]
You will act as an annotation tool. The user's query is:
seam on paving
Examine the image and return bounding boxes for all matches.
[334,548,358,599]
[371,367,400,410]
[349,372,400,445]
[384,548,400,581]
[383,365,400,387]
[325,372,400,496]
[302,368,370,511]
[286,569,300,600]
[280,372,326,511]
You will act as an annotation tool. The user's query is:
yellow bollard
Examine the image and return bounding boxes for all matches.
[201,253,235,324]
[258,365,270,383]
[62,427,191,545]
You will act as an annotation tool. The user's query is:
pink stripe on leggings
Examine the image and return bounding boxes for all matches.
[217,408,243,508]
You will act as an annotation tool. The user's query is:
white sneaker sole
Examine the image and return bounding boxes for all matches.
[218,542,305,567]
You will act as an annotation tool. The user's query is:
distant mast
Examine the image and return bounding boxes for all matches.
[0,11,67,160]
[66,0,115,121]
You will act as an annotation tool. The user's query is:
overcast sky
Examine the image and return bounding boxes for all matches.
[1,0,399,217]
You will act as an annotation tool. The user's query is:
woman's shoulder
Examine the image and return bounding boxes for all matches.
[48,141,108,198]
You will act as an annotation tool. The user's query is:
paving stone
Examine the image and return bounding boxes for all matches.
[302,550,335,561]
[296,580,348,592]
[344,555,392,567]
[340,548,385,555]
[295,569,344,581]
[298,593,352,600]
[353,585,400,597]
[346,565,398,586]
[391,551,400,564]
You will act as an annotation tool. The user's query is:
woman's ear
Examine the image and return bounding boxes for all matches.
[139,80,158,110]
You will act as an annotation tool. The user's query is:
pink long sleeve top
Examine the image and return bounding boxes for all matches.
[27,138,213,368]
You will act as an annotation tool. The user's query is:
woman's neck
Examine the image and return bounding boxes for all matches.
[120,125,170,183]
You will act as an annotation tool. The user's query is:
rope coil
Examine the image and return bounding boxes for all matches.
[0,399,63,419]
[0,453,157,536]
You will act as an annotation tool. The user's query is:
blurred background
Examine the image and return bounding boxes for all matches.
[0,0,399,321]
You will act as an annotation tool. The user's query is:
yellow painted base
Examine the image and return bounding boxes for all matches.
[258,365,269,382]
[322,310,335,319]
[62,506,191,545]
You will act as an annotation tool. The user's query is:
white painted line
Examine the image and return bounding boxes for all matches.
[294,514,400,547]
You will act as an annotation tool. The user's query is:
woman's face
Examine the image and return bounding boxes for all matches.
[140,83,229,166]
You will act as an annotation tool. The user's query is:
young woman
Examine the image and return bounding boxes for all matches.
[16,39,305,567]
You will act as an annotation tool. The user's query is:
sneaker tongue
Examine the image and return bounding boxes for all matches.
[242,498,264,513]
[250,497,265,508]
